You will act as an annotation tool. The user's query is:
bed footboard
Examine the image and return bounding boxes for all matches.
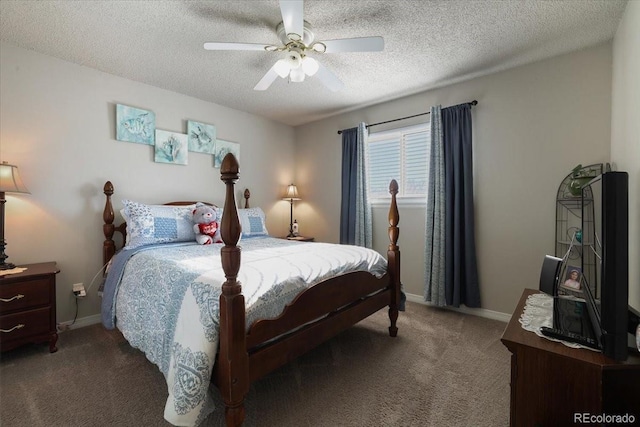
[246,271,390,349]
[243,179,401,383]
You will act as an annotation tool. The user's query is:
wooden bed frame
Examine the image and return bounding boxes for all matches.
[101,153,401,426]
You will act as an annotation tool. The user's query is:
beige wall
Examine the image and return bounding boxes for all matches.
[611,0,640,311]
[295,44,613,315]
[0,43,296,324]
[2,25,633,324]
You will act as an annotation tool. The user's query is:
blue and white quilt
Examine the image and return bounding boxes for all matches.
[101,237,388,426]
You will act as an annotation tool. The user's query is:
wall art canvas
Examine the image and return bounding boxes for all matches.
[187,120,216,154]
[155,130,188,165]
[213,139,240,168]
[116,104,155,145]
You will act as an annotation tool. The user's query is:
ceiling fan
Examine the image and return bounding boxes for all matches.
[203,0,384,91]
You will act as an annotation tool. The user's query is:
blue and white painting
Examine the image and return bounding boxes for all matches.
[213,139,240,168]
[187,121,216,154]
[116,104,155,145]
[155,130,188,165]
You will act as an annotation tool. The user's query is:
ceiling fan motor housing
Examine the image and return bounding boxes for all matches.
[276,21,315,48]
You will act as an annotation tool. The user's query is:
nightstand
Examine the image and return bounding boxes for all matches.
[0,262,59,353]
[286,236,315,242]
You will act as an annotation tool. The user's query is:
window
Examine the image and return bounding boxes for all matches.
[366,123,430,202]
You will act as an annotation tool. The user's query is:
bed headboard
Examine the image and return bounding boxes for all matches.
[101,178,251,266]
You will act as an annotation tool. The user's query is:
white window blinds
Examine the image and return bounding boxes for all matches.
[366,123,430,200]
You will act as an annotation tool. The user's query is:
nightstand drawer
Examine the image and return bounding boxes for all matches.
[0,278,51,314]
[0,307,51,342]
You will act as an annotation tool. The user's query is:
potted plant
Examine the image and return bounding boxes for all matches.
[568,164,598,196]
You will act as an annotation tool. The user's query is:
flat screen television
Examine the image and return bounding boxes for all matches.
[580,170,629,361]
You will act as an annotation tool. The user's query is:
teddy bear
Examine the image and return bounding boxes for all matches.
[192,203,222,245]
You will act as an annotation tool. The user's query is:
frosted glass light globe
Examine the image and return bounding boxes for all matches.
[274,59,290,78]
[290,66,305,82]
[302,56,319,76]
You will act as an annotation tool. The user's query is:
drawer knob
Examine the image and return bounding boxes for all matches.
[1,324,25,333]
[0,294,25,303]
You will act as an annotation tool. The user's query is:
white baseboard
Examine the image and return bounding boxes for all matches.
[405,292,511,323]
[57,313,102,332]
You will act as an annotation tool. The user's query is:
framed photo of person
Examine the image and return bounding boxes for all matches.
[559,265,583,297]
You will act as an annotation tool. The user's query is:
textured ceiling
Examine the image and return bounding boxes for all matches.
[0,0,627,126]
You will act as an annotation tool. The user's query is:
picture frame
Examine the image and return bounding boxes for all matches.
[116,104,155,145]
[213,139,240,168]
[187,120,216,154]
[559,265,583,295]
[154,130,188,165]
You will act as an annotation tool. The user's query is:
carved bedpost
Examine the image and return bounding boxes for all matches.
[243,189,250,208]
[218,153,249,427]
[387,179,401,337]
[103,181,116,268]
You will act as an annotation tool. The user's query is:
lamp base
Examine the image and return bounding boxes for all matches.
[0,262,16,271]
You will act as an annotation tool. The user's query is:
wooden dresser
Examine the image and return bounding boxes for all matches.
[501,289,640,426]
[0,262,59,353]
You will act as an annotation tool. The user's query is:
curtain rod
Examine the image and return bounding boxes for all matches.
[337,100,478,135]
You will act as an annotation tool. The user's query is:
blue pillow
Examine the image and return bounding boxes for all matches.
[122,200,198,249]
[238,207,269,238]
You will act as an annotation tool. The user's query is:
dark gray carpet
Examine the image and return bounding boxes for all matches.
[0,302,510,426]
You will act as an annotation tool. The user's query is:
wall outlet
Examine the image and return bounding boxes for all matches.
[72,283,86,297]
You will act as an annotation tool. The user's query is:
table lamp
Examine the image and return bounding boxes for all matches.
[0,161,30,270]
[283,184,301,238]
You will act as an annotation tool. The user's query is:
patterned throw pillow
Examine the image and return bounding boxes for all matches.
[122,200,199,249]
[238,207,269,238]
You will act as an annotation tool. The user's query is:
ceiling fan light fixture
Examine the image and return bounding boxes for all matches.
[206,1,382,92]
[301,56,319,76]
[274,59,290,78]
[290,66,305,82]
[285,50,302,69]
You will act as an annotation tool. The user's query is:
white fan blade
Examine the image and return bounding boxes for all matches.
[321,37,384,53]
[280,0,304,41]
[204,42,270,51]
[254,65,280,91]
[315,61,344,92]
